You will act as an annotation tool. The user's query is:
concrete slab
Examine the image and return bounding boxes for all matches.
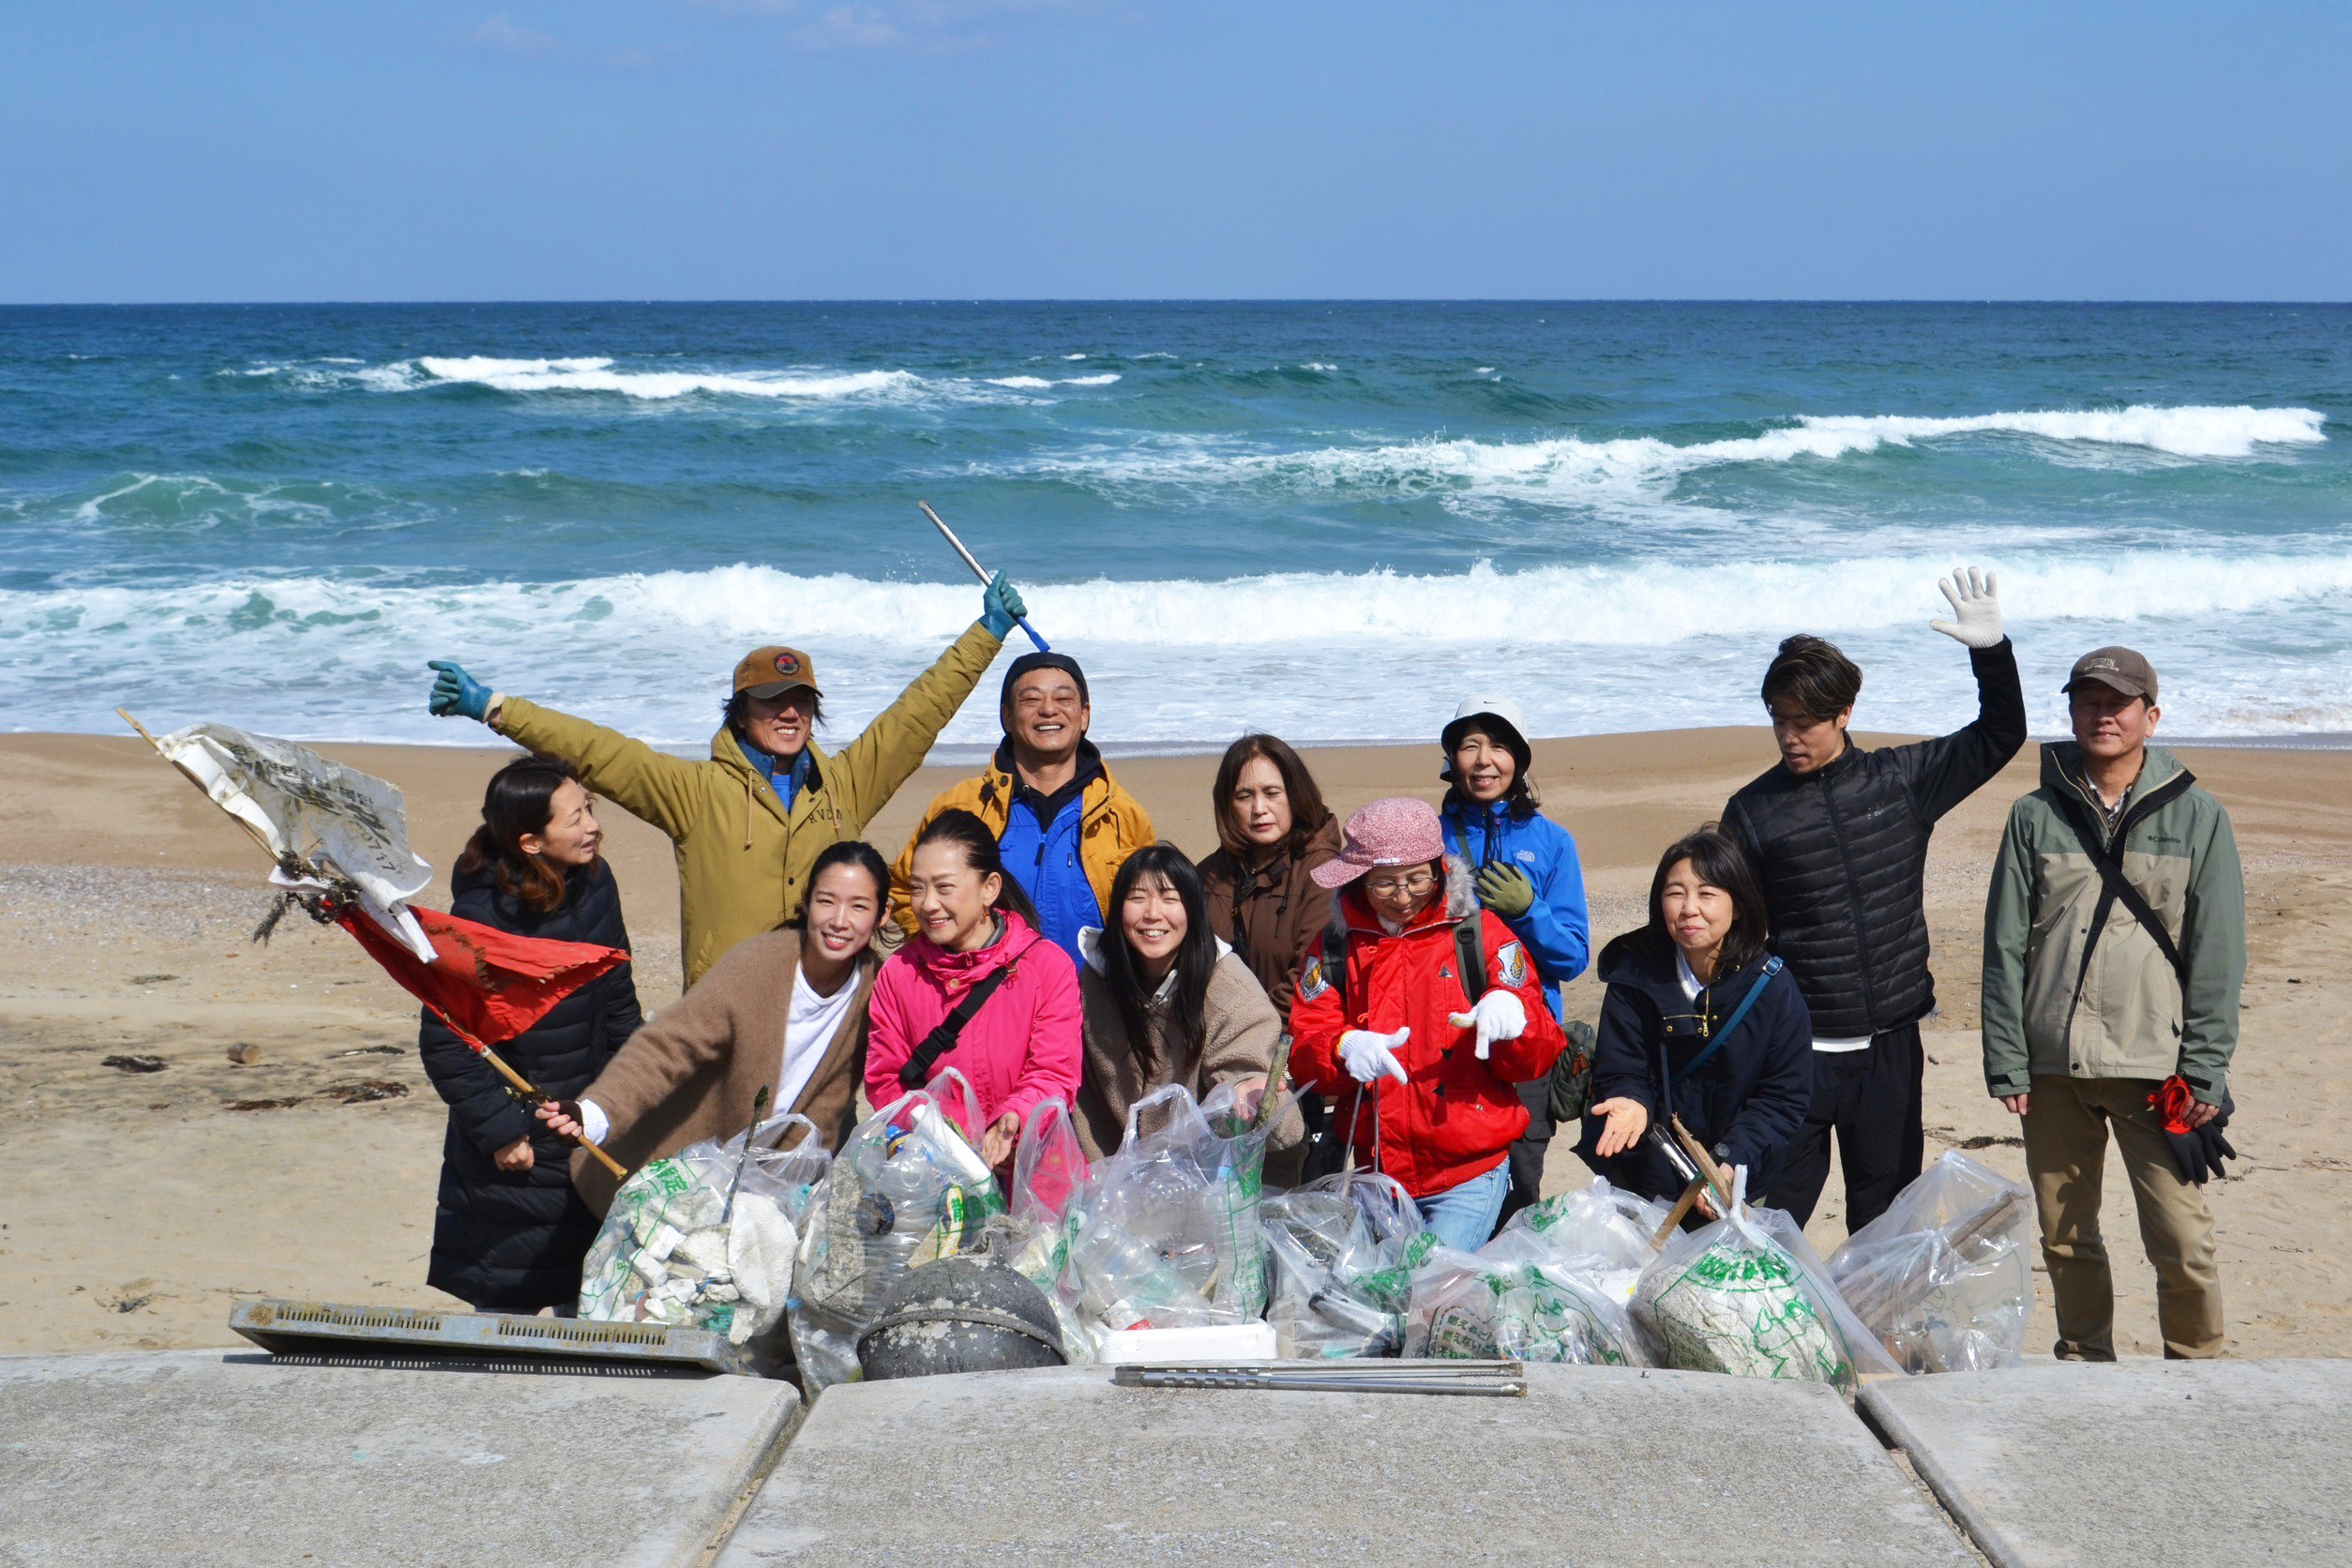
[720,1364,1974,1564]
[0,1350,800,1567]
[1862,1359,2352,1567]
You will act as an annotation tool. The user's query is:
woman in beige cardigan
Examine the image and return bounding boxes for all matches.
[1074,844,1305,1165]
[539,840,888,1214]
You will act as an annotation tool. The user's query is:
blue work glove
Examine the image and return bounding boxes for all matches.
[980,571,1027,639]
[1475,863,1536,920]
[427,659,493,722]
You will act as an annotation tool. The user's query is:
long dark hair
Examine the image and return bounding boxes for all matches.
[792,839,890,933]
[1211,733,1331,863]
[1100,845,1217,1067]
[455,753,588,914]
[912,808,1041,929]
[1642,826,1770,977]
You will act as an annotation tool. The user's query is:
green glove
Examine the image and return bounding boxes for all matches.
[981,571,1027,639]
[1476,863,1536,920]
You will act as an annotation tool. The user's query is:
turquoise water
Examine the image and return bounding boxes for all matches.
[3,302,2345,749]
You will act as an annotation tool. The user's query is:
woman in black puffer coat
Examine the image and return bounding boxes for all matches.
[418,754,642,1312]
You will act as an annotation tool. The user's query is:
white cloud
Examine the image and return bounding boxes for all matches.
[454,14,565,59]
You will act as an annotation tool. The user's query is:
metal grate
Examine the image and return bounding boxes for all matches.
[228,1298,752,1377]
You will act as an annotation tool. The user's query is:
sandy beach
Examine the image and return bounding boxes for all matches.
[3,725,2345,1360]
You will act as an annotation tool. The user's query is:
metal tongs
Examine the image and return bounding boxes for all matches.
[1113,1360,1526,1397]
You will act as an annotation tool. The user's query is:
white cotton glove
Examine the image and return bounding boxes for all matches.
[1929,566,2004,649]
[1338,1028,1411,1086]
[1448,989,1527,1059]
[579,1100,611,1146]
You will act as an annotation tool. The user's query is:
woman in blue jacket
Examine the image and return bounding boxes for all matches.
[1576,827,1812,1211]
[1439,696,1591,1214]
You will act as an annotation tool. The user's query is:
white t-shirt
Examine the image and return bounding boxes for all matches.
[779,965,863,1111]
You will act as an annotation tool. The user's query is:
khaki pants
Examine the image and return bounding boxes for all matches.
[2022,1075,2224,1360]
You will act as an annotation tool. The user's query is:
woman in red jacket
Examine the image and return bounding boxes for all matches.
[1289,796,1567,1252]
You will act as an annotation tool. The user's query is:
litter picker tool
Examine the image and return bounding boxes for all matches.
[720,1086,774,1225]
[1113,1361,1527,1397]
[918,500,1049,651]
[117,707,630,1182]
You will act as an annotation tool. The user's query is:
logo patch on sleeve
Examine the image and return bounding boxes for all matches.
[1297,954,1332,1003]
[1496,940,1530,989]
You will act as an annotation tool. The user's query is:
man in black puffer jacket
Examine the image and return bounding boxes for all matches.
[1723,568,2026,1232]
[419,847,642,1312]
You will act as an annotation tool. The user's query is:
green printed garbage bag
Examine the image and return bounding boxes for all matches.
[787,1078,1003,1393]
[1631,1175,1899,1393]
[1402,1245,1653,1365]
[578,1111,830,1349]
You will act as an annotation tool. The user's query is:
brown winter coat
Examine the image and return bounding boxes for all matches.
[1195,813,1342,1025]
[567,928,877,1215]
[1072,931,1307,1163]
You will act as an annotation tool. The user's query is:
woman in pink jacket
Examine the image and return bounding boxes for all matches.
[864,808,1084,1171]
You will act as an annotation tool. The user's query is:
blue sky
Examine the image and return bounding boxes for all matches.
[4,1,2348,301]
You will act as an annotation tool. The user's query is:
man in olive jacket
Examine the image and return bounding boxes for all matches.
[1982,645,2244,1361]
[429,574,1026,985]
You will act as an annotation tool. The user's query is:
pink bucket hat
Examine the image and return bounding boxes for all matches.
[1312,796,1447,889]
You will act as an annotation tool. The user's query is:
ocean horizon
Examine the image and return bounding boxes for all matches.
[5,300,2346,754]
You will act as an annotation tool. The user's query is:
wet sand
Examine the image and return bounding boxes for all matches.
[2,727,2345,1357]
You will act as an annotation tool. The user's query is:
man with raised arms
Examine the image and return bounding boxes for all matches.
[426,573,1028,986]
[1721,569,2027,1233]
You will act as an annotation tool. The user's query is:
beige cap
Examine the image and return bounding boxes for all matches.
[732,646,821,701]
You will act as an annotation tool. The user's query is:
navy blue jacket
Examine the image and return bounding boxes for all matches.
[1576,930,1813,1203]
[1441,799,1591,1021]
[417,856,641,1311]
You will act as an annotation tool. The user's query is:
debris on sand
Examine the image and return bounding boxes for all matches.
[226,1043,264,1065]
[326,1079,409,1104]
[102,1054,167,1074]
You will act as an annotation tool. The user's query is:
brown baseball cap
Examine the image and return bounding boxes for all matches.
[732,645,822,701]
[2064,646,2158,702]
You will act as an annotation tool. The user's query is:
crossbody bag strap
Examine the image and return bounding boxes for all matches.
[1666,957,1784,1095]
[2057,772,2194,988]
[897,965,1017,1089]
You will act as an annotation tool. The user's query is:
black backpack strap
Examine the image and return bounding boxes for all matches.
[897,965,1017,1089]
[2056,771,2194,988]
[1454,915,1487,1005]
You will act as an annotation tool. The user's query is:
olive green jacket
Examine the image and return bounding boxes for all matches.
[1981,744,2244,1106]
[494,621,1003,985]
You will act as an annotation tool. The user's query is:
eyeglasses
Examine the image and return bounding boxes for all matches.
[1363,870,1440,897]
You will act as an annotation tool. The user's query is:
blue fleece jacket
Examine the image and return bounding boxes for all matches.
[997,750,1106,966]
[1441,800,1591,1019]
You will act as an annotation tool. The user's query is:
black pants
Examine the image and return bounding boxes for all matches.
[1761,1022,1923,1233]
[1500,1078,1554,1225]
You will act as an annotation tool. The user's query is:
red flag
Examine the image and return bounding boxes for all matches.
[335,902,629,1048]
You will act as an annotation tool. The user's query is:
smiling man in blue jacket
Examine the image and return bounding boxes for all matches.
[1440,696,1591,1217]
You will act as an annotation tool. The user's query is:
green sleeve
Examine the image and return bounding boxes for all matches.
[494,697,701,840]
[827,621,1003,825]
[1980,804,2036,1098]
[2176,802,2246,1104]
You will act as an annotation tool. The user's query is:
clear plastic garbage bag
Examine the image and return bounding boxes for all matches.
[1260,1170,1426,1358]
[1485,1177,1668,1276]
[578,1111,829,1351]
[1632,1170,1900,1394]
[787,1085,1003,1393]
[979,1099,1100,1364]
[1827,1151,2034,1373]
[1080,1081,1290,1323]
